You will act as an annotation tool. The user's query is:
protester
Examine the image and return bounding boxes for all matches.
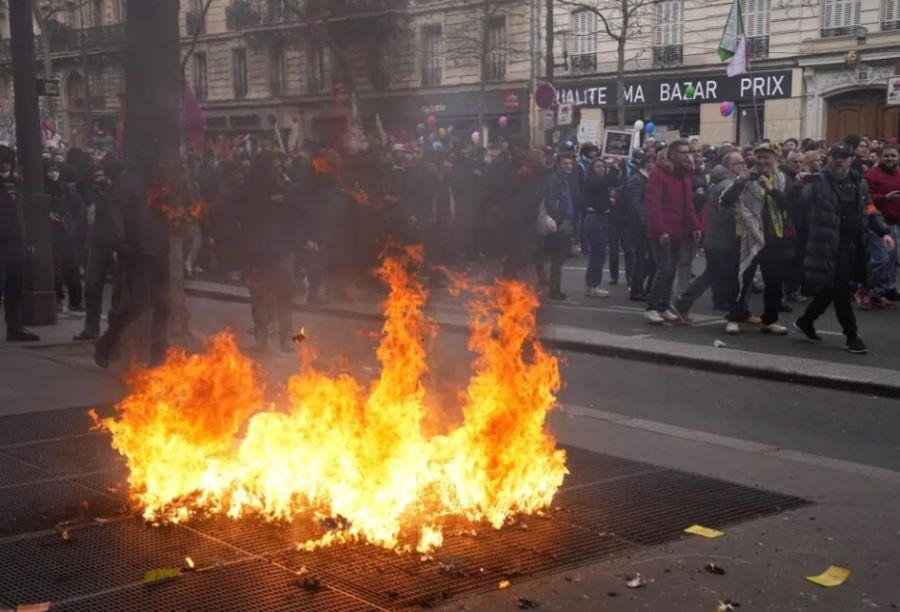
[46,161,85,312]
[0,146,39,342]
[643,140,702,323]
[862,143,900,308]
[543,152,577,300]
[582,157,623,297]
[624,151,655,301]
[796,145,895,354]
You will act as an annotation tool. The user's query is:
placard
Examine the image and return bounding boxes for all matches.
[557,103,573,126]
[577,119,599,144]
[602,129,634,157]
[888,75,900,106]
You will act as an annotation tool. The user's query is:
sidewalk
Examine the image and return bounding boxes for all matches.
[185,274,900,398]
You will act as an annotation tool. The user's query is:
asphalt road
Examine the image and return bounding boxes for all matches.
[189,294,900,473]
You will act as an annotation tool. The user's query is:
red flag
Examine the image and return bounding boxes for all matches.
[181,81,207,153]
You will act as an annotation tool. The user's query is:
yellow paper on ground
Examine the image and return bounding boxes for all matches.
[806,566,850,587]
[683,524,725,538]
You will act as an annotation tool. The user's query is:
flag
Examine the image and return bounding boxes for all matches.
[718,0,743,60]
[726,34,748,77]
[181,82,207,153]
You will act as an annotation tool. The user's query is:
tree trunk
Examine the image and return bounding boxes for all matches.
[616,36,626,128]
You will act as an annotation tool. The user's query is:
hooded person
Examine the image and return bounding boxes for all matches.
[0,145,40,342]
[46,160,86,312]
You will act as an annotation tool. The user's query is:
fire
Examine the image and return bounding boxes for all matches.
[146,180,206,227]
[93,246,567,552]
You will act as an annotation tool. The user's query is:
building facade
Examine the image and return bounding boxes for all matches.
[547,0,900,146]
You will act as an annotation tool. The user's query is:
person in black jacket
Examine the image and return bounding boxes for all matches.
[582,157,623,297]
[46,162,86,312]
[625,152,654,301]
[0,146,39,342]
[795,145,894,355]
[501,150,545,279]
[542,152,577,300]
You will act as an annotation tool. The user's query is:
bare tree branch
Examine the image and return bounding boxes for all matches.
[181,0,215,76]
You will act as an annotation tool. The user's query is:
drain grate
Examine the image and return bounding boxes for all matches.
[0,405,112,448]
[0,406,811,611]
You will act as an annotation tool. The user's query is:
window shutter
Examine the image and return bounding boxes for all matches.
[887,0,900,22]
[743,0,770,37]
[656,1,683,46]
[823,0,862,29]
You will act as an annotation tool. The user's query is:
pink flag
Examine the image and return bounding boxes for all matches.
[181,82,207,153]
[726,35,748,77]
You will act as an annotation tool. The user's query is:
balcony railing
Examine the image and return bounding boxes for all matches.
[226,1,261,30]
[185,10,206,36]
[821,26,857,37]
[884,20,900,31]
[652,45,683,68]
[747,35,769,59]
[46,24,126,54]
[570,53,597,74]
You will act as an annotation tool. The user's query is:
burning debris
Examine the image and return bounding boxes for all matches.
[92,246,567,553]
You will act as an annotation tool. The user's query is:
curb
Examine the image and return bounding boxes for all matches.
[185,283,900,400]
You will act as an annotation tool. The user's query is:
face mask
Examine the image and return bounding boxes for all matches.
[48,171,60,182]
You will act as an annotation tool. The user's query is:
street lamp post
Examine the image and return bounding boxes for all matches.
[9,0,57,325]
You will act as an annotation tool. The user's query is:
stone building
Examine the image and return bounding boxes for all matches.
[547,0,900,145]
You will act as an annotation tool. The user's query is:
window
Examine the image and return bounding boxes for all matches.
[655,0,684,47]
[92,0,103,26]
[232,48,248,99]
[66,5,77,27]
[743,0,770,58]
[268,0,285,21]
[486,16,507,82]
[269,44,285,95]
[193,52,208,101]
[117,0,127,23]
[885,0,900,30]
[822,0,861,36]
[421,25,442,87]
[307,42,326,93]
[571,10,597,57]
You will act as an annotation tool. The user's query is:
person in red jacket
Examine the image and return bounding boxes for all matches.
[863,143,900,305]
[643,139,702,323]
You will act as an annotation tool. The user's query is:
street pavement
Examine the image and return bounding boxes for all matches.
[3,273,900,610]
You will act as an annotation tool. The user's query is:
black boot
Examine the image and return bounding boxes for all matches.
[7,328,40,342]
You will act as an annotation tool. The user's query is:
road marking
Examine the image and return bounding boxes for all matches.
[559,403,900,484]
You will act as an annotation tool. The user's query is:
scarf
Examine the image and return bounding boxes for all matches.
[736,170,786,284]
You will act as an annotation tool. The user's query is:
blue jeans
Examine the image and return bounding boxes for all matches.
[869,226,898,298]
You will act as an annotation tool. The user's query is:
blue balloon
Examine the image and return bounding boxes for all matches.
[645,121,656,135]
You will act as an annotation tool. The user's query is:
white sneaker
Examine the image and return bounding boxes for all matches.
[760,322,789,336]
[585,286,610,298]
[660,309,679,322]
[726,322,741,335]
[645,310,665,324]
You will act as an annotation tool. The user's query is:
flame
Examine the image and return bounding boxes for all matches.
[93,245,567,552]
[312,155,340,175]
[146,180,206,227]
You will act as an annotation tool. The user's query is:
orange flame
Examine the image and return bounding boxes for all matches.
[146,181,206,227]
[93,245,567,552]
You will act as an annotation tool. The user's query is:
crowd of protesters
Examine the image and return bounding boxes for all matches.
[0,129,896,357]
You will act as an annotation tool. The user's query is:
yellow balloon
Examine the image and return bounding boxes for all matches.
[438,128,447,139]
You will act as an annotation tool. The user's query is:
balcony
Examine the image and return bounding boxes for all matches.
[570,53,597,74]
[421,66,442,87]
[652,45,683,68]
[226,0,261,30]
[884,20,900,31]
[747,35,769,60]
[308,0,408,17]
[185,10,206,36]
[46,24,126,54]
[821,26,857,37]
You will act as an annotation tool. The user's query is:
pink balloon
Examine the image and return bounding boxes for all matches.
[498,115,508,128]
[471,131,480,145]
[426,114,437,128]
[720,101,736,117]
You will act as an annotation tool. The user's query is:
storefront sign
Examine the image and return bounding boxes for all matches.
[368,89,529,119]
[888,75,900,107]
[502,91,522,110]
[554,70,793,108]
[558,103,573,126]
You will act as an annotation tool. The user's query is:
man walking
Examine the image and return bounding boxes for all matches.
[863,144,900,307]
[644,140,701,323]
[796,145,895,355]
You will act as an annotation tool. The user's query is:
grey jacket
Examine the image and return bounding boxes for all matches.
[702,165,740,251]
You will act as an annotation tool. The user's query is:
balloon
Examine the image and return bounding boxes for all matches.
[645,121,655,135]
[684,85,696,99]
[720,101,736,117]
[416,123,426,136]
[438,127,447,139]
[426,114,437,128]
[498,115,508,128]
[471,131,480,145]
[633,119,645,131]
[446,125,454,133]
[433,141,443,152]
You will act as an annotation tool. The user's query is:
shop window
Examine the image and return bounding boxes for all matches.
[232,48,248,99]
[822,0,861,37]
[654,0,683,68]
[884,0,900,30]
[486,16,507,82]
[193,52,208,101]
[421,25,442,86]
[570,10,597,74]
[269,43,285,96]
[737,104,764,145]
[743,0,770,58]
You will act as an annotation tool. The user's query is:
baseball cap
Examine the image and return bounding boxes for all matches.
[828,144,852,158]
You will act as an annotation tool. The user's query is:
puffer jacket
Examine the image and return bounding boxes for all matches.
[624,170,649,228]
[644,162,701,239]
[801,170,888,290]
[544,170,575,225]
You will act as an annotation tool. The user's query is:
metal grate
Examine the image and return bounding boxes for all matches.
[0,407,811,611]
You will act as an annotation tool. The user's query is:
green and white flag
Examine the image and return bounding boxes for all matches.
[718,0,747,76]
